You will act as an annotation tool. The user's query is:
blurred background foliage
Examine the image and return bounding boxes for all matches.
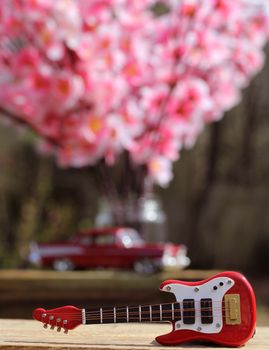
[1,48,269,274]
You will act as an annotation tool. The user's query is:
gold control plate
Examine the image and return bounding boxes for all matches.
[224,294,241,325]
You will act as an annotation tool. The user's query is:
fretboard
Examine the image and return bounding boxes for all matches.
[85,302,181,325]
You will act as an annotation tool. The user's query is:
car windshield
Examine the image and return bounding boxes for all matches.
[95,233,115,245]
[117,228,144,248]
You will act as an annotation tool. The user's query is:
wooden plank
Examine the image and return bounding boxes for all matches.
[0,320,267,350]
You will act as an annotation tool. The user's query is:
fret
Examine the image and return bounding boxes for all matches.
[82,309,86,325]
[160,304,162,321]
[100,308,103,324]
[139,305,141,322]
[101,307,115,324]
[162,303,172,321]
[174,302,181,321]
[126,306,129,323]
[113,307,116,323]
[151,305,161,321]
[128,306,140,322]
[149,305,152,322]
[171,303,174,321]
[115,306,127,323]
[141,305,150,322]
[86,308,100,324]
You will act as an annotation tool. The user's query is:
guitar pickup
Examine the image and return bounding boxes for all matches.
[224,294,241,325]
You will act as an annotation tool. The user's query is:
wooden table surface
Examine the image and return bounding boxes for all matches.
[0,320,268,350]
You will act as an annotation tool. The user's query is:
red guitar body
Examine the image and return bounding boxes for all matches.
[156,271,256,347]
[33,271,256,347]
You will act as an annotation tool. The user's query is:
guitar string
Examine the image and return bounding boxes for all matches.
[42,306,227,319]
[44,305,227,316]
[53,312,226,322]
[40,299,227,317]
[42,303,228,318]
[42,314,222,326]
[41,312,227,325]
[41,307,230,322]
[41,301,227,318]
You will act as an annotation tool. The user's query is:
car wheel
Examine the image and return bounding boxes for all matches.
[133,258,157,275]
[52,258,74,271]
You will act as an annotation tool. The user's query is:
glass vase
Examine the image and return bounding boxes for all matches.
[95,193,167,243]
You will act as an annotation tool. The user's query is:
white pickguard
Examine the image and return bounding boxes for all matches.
[161,277,234,334]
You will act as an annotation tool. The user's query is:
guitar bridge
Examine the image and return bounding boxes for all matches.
[224,294,241,325]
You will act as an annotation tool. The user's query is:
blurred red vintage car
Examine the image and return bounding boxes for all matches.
[28,227,190,274]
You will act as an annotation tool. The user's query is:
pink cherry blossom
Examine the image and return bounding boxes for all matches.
[0,0,269,187]
[148,156,173,188]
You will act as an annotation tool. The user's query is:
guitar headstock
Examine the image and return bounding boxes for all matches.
[32,306,82,333]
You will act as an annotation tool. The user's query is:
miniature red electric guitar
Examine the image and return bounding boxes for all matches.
[33,271,256,347]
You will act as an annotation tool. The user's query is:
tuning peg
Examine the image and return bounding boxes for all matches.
[57,327,61,332]
[43,324,48,329]
[64,329,68,334]
[50,325,55,330]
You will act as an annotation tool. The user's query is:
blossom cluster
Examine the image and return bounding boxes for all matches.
[0,0,269,186]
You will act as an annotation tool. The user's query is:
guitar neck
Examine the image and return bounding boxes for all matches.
[84,302,182,325]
